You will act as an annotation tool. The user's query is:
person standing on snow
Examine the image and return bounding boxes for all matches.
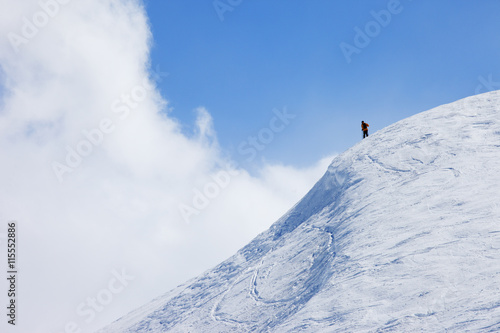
[361,121,369,139]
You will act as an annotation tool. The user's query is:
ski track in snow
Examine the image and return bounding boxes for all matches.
[99,91,500,332]
[210,223,336,331]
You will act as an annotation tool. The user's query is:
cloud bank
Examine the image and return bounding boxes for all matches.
[0,1,335,332]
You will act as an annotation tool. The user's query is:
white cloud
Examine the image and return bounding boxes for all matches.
[0,1,336,332]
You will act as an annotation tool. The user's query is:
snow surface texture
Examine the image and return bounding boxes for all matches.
[100,91,500,332]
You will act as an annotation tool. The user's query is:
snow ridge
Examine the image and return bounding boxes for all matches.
[100,91,500,332]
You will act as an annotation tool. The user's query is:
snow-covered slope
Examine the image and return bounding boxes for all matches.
[100,91,500,332]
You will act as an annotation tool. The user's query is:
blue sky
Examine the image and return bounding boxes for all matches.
[145,0,500,168]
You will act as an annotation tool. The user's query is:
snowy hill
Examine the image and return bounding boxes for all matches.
[100,91,500,332]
